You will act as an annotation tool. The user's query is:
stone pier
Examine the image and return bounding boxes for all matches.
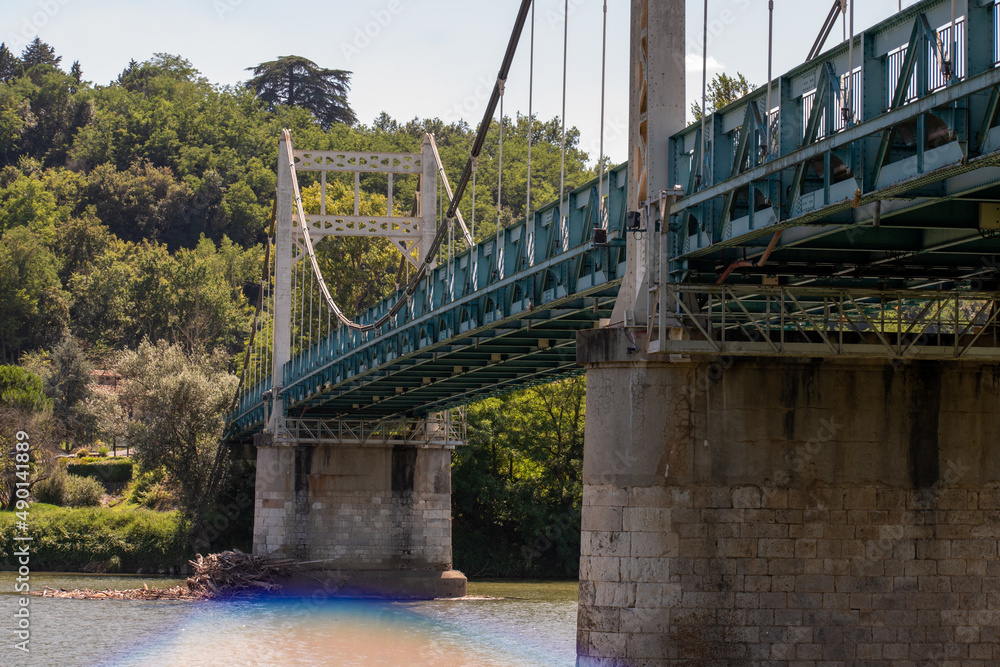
[253,437,466,599]
[577,328,1000,665]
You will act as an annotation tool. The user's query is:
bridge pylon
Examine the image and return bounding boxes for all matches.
[251,130,466,598]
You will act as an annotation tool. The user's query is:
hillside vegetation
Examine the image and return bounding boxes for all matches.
[0,39,596,577]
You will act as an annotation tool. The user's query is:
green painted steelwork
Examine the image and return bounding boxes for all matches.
[226,163,628,441]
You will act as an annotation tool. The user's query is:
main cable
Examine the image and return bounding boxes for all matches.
[525,1,535,240]
[558,0,569,247]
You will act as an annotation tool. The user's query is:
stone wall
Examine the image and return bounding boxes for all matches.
[577,330,1000,665]
[253,441,463,597]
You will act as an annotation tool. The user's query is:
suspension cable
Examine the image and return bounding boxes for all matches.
[699,0,708,182]
[497,82,505,276]
[280,3,535,334]
[228,200,277,414]
[558,0,569,242]
[446,0,534,219]
[598,0,608,228]
[471,157,478,241]
[846,0,855,123]
[308,267,314,363]
[298,250,305,353]
[526,1,535,235]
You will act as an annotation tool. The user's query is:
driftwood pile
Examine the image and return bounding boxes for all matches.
[186,549,295,596]
[34,550,295,601]
[41,584,203,600]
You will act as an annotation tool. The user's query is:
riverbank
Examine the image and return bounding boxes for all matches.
[0,503,189,574]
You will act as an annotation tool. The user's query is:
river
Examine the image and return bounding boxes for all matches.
[0,573,578,666]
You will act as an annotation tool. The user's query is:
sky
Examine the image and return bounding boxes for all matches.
[1,0,924,165]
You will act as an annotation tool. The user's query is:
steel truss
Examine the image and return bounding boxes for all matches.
[652,284,1000,360]
[275,411,466,447]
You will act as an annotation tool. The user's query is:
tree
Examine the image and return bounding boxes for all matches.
[245,55,356,128]
[690,72,756,122]
[0,227,69,362]
[0,365,51,414]
[115,340,237,515]
[453,376,586,577]
[0,43,18,83]
[38,334,96,447]
[0,404,60,509]
[19,37,61,72]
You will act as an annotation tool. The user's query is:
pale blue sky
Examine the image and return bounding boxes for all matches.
[2,0,921,164]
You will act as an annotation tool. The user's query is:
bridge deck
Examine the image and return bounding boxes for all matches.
[226,163,628,442]
[669,0,1000,291]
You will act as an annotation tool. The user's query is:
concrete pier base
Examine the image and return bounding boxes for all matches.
[253,439,466,599]
[577,328,1000,665]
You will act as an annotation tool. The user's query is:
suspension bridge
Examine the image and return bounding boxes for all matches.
[225,0,1000,663]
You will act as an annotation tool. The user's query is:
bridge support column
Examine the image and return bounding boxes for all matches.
[252,424,466,599]
[577,328,1000,665]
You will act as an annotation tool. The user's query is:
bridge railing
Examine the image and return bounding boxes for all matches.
[666,0,1000,285]
[278,163,628,380]
[227,162,629,435]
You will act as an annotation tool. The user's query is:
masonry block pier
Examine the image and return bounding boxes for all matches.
[252,423,466,599]
[577,328,1000,665]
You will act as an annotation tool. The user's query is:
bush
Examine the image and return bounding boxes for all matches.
[75,448,89,458]
[127,467,177,510]
[66,460,133,489]
[64,475,104,507]
[33,475,66,506]
[97,445,109,457]
[0,504,189,572]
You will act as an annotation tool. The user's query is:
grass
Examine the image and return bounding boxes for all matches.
[0,503,191,573]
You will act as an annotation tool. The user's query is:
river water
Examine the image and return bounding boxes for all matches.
[0,573,578,666]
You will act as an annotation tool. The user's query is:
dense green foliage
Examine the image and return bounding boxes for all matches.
[453,377,585,578]
[0,365,50,414]
[66,459,134,487]
[115,341,236,514]
[1,38,597,575]
[35,473,105,507]
[0,504,188,572]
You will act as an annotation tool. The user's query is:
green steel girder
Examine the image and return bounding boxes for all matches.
[667,0,1000,289]
[224,164,628,442]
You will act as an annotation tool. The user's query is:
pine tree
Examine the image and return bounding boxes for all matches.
[0,43,18,82]
[20,37,61,71]
[245,55,356,128]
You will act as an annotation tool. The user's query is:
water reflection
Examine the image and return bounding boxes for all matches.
[0,574,577,667]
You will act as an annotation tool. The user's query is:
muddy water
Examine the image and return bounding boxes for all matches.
[0,573,578,666]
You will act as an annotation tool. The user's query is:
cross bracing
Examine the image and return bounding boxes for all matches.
[666,0,1000,291]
